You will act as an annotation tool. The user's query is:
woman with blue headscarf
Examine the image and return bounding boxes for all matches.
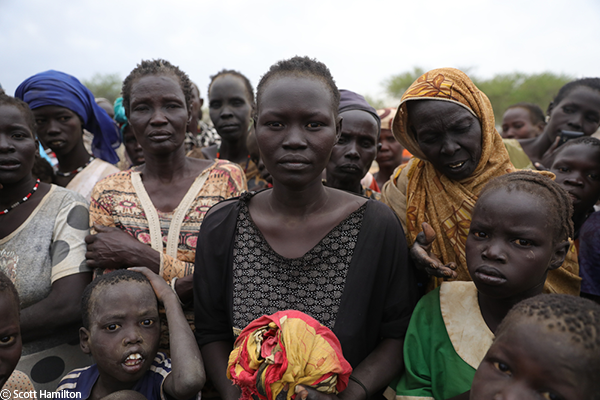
[15,70,121,201]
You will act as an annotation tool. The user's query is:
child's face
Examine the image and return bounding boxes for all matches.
[551,143,600,217]
[255,75,340,189]
[80,281,159,386]
[466,188,566,301]
[0,292,22,389]
[470,320,593,400]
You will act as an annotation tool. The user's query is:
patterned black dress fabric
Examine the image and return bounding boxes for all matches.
[232,201,365,330]
[194,191,419,368]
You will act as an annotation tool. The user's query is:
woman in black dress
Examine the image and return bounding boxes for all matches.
[194,56,418,400]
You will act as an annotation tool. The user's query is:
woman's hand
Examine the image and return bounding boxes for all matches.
[295,386,340,400]
[85,224,160,273]
[410,222,457,279]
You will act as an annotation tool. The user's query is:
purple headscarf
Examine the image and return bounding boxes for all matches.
[15,70,121,164]
[338,89,381,134]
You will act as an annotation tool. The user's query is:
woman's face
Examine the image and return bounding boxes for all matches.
[376,128,404,170]
[0,105,37,186]
[545,87,600,140]
[209,75,253,143]
[255,75,340,188]
[408,100,482,181]
[127,74,190,157]
[123,126,145,166]
[501,107,542,139]
[32,105,82,157]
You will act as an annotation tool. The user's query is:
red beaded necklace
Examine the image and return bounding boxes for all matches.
[0,179,41,215]
[55,157,94,177]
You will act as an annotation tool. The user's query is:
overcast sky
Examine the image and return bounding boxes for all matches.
[2,0,599,105]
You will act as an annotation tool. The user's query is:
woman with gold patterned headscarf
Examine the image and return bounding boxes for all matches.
[381,68,580,295]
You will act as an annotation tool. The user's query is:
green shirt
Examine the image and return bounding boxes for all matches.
[392,282,494,400]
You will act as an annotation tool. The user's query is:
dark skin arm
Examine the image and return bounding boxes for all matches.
[85,224,193,301]
[201,341,241,400]
[296,338,405,400]
[20,272,92,343]
[131,267,205,399]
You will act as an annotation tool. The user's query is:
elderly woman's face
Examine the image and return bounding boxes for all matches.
[408,100,482,181]
[128,73,189,156]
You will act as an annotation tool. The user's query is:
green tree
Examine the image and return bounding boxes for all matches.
[82,73,122,104]
[476,72,572,122]
[384,67,426,99]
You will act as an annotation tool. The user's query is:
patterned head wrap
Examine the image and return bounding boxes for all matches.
[339,89,380,134]
[382,68,516,286]
[377,107,397,131]
[228,310,352,400]
[15,70,121,164]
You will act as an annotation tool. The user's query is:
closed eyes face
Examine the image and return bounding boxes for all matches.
[470,322,591,400]
[0,293,22,389]
[407,100,482,181]
[84,282,160,384]
[550,144,600,215]
[545,87,600,140]
[466,188,563,300]
[255,75,340,189]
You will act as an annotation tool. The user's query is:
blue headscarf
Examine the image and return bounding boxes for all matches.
[15,70,121,164]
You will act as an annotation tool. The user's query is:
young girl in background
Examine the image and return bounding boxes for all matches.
[470,294,600,400]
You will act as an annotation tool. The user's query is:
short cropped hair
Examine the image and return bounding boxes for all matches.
[208,69,255,108]
[122,59,193,116]
[0,94,37,134]
[551,78,600,113]
[81,270,153,329]
[478,170,574,244]
[256,56,340,114]
[506,102,545,125]
[559,135,600,152]
[497,294,600,396]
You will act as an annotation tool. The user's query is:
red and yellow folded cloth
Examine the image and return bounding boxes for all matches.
[228,310,353,400]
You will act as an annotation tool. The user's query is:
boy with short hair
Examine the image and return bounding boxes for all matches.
[57,268,204,400]
[0,271,35,394]
[470,294,600,399]
[550,137,600,300]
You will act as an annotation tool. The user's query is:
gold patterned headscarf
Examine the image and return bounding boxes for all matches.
[382,68,516,286]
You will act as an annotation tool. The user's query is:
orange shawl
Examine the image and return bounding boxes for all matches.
[382,68,580,294]
[382,68,516,286]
